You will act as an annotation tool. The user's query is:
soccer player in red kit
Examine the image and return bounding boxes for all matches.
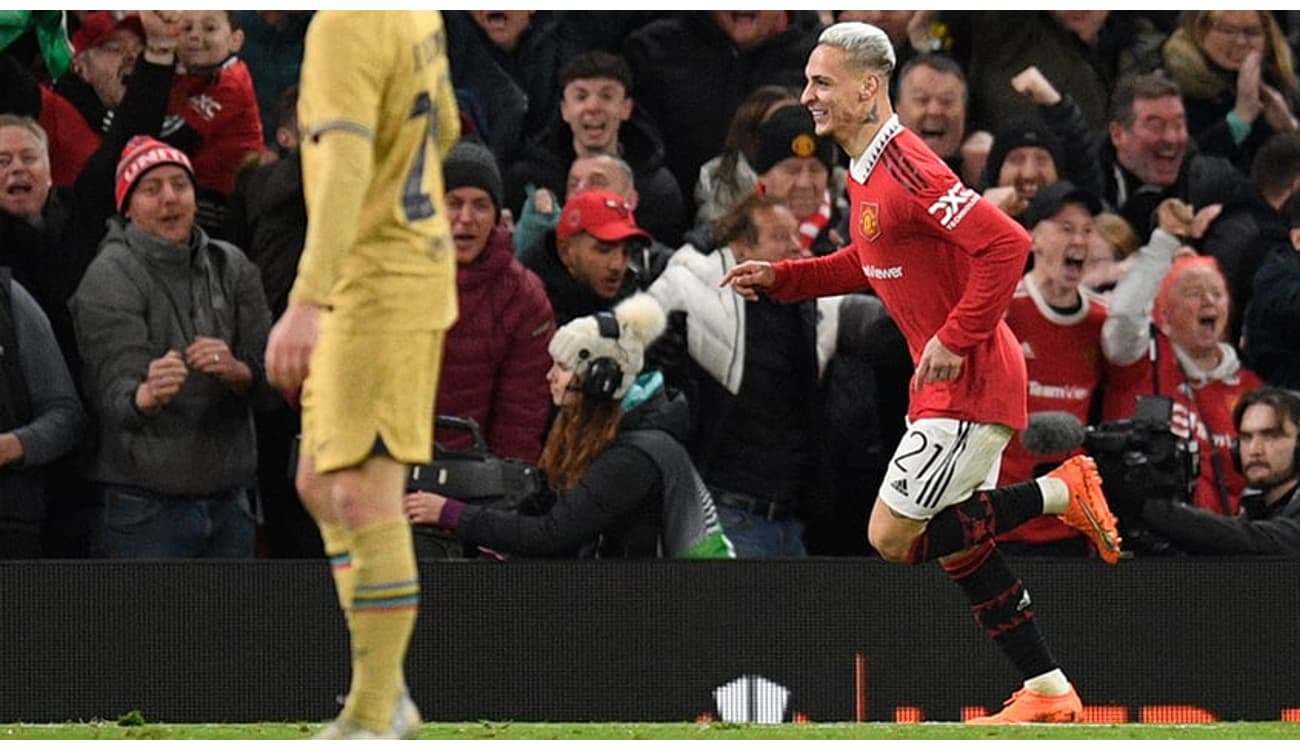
[721,22,1121,724]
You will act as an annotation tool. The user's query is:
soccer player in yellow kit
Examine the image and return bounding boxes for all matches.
[264,11,459,739]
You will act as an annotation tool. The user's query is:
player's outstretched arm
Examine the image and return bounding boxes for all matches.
[719,261,775,301]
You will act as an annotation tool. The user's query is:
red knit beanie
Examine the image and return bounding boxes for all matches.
[115,136,195,212]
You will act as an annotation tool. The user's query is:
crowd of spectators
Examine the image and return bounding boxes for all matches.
[3,10,1299,560]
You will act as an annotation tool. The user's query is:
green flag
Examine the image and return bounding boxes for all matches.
[0,10,73,81]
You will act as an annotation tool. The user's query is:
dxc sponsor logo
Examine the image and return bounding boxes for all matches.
[927,182,978,230]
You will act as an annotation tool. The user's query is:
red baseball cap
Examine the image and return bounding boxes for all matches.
[556,190,651,243]
[72,11,144,55]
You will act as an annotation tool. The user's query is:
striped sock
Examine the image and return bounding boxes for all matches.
[905,483,1045,564]
[319,522,355,614]
[942,542,1059,681]
[343,517,419,733]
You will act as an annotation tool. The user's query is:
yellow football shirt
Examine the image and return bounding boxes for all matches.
[292,10,460,331]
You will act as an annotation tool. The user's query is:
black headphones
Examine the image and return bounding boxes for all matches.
[1230,389,1300,474]
[579,311,624,400]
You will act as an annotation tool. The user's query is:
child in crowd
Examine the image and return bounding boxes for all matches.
[165,10,264,225]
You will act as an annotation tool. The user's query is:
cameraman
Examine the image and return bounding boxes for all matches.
[1137,386,1300,555]
[1101,198,1263,516]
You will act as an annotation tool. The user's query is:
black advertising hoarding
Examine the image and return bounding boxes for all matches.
[1,558,1296,723]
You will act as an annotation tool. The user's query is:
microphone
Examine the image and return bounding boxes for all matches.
[1020,411,1087,455]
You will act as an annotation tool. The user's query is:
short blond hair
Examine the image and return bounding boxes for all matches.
[1093,212,1139,260]
[818,22,896,79]
[0,114,50,153]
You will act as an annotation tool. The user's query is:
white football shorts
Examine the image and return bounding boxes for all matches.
[877,418,1014,520]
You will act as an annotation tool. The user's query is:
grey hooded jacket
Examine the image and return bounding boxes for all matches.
[70,218,278,495]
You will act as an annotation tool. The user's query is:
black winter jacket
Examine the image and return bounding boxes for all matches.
[623,11,822,214]
[456,378,700,557]
[503,109,686,246]
[1142,484,1300,555]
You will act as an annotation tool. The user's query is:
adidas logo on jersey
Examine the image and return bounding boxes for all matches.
[1021,341,1036,359]
[890,479,909,497]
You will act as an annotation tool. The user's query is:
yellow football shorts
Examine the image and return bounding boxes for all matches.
[299,327,445,474]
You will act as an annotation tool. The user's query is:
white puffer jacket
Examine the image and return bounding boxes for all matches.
[648,243,842,394]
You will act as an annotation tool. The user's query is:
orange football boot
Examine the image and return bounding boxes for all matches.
[1051,455,1121,564]
[966,685,1083,725]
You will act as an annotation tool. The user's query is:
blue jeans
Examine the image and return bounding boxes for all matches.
[99,485,256,559]
[716,505,807,558]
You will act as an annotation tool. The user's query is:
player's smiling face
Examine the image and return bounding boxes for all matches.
[801,45,870,148]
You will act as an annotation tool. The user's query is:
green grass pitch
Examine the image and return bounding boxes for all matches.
[3,721,1300,740]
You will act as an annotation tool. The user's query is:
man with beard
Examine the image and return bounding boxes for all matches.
[1137,386,1300,554]
[979,118,1064,222]
[529,188,649,326]
[515,153,675,292]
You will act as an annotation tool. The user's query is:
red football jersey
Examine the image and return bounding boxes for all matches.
[168,57,265,195]
[768,116,1030,429]
[1000,276,1109,486]
[998,276,1109,544]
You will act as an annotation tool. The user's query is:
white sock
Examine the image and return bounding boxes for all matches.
[1036,476,1069,514]
[1024,669,1071,696]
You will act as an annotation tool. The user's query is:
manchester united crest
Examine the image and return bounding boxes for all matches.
[791,133,816,158]
[859,202,881,241]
